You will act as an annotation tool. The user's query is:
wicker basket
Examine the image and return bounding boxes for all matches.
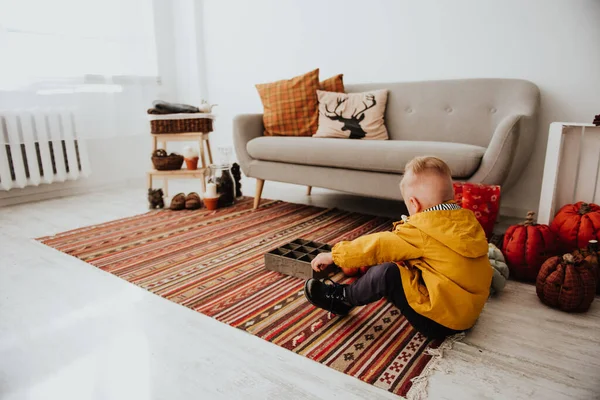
[149,113,214,134]
[152,154,184,170]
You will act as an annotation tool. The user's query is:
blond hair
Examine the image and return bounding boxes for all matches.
[400,156,454,205]
[404,156,452,178]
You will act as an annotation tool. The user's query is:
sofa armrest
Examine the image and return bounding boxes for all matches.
[469,82,539,189]
[468,114,523,186]
[233,114,264,176]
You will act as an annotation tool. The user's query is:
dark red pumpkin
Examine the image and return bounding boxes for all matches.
[536,253,596,312]
[502,211,557,281]
[341,267,359,277]
[573,240,600,294]
[550,202,600,252]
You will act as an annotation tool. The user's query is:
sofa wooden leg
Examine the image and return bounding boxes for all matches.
[254,179,265,209]
[307,186,312,195]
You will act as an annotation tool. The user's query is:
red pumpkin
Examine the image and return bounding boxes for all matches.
[341,267,359,277]
[359,266,372,275]
[550,202,600,252]
[536,253,596,312]
[502,211,557,281]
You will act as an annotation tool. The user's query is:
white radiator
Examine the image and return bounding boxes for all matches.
[0,109,91,190]
[538,122,600,224]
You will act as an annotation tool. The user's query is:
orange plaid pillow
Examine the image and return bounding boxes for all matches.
[320,74,345,93]
[256,69,320,137]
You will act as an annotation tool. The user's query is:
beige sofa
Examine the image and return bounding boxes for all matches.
[234,78,539,208]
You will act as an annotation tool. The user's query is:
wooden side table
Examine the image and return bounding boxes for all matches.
[538,122,600,224]
[147,132,213,197]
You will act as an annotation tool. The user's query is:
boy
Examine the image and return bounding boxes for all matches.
[304,156,492,339]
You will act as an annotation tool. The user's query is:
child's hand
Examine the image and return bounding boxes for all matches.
[311,252,334,272]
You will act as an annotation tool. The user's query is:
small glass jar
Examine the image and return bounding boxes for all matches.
[207,164,236,207]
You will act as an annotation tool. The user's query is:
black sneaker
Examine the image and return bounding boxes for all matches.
[304,278,353,316]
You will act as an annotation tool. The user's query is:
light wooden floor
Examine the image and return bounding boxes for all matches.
[1,182,599,400]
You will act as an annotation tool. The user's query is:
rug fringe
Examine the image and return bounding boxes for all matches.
[405,332,466,400]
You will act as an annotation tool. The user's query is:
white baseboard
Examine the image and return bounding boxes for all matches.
[248,178,530,219]
[499,205,532,220]
[1,174,534,222]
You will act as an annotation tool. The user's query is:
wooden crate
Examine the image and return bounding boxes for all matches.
[538,123,600,224]
[264,239,337,279]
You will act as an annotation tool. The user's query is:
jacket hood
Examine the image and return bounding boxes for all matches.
[402,208,489,258]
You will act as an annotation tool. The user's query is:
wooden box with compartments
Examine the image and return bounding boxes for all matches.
[264,238,337,279]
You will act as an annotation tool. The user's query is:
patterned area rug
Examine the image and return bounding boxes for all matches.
[38,197,448,398]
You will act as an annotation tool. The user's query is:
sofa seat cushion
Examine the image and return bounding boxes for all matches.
[247,137,486,178]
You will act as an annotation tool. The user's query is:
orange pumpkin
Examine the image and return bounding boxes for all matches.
[502,211,557,281]
[550,202,600,252]
[536,253,597,312]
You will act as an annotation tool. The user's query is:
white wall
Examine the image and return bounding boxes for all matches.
[201,0,600,217]
[154,0,208,105]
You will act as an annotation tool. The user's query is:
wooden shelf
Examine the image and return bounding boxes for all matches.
[148,168,206,177]
[151,132,210,142]
[148,130,213,197]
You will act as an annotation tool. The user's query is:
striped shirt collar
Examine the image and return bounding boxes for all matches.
[398,201,461,224]
[423,202,462,212]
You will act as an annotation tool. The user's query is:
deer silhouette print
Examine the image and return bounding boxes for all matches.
[322,94,377,139]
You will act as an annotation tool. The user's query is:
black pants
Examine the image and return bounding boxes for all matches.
[345,262,462,339]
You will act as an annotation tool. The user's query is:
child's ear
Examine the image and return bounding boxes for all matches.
[409,197,422,213]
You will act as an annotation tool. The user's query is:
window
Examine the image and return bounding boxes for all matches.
[0,0,158,90]
[0,0,162,138]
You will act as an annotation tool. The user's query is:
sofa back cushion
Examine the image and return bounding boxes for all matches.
[345,78,539,147]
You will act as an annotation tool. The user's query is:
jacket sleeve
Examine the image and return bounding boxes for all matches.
[331,230,424,269]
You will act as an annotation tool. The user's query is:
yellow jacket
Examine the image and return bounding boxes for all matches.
[331,206,492,331]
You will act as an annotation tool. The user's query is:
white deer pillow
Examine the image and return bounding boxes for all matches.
[314,89,389,140]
